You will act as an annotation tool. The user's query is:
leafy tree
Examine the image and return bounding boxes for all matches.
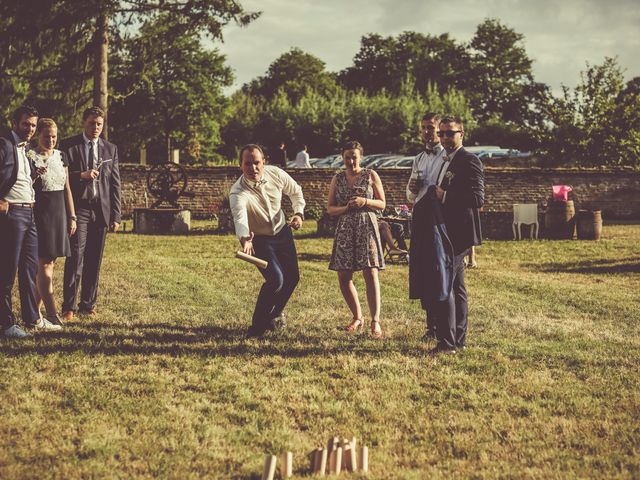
[243,48,338,102]
[220,78,474,158]
[467,18,549,129]
[546,57,639,166]
[0,0,258,134]
[339,32,469,96]
[109,15,232,164]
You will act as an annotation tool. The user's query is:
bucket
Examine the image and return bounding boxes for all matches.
[545,199,575,239]
[576,210,602,240]
[552,185,572,201]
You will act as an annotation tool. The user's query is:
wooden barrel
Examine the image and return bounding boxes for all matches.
[576,209,602,240]
[545,200,575,239]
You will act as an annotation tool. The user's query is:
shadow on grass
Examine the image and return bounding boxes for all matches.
[298,252,332,262]
[530,257,640,275]
[0,321,431,358]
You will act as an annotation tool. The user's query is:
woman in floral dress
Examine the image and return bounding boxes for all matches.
[29,118,76,325]
[327,141,386,337]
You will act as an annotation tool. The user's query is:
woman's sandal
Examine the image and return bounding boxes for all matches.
[345,318,364,332]
[370,320,383,338]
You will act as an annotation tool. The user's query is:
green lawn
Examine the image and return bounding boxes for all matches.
[1,221,639,479]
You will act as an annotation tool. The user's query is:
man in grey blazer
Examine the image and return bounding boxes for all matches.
[61,106,121,321]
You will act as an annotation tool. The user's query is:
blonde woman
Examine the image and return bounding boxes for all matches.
[327,140,386,337]
[29,118,76,325]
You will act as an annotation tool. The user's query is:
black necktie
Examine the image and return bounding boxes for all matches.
[87,141,97,199]
[88,140,95,168]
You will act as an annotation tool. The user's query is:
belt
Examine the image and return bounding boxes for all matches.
[9,202,34,208]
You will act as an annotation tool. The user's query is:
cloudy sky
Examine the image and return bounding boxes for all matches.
[217,0,640,95]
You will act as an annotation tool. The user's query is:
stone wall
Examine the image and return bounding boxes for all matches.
[121,165,640,221]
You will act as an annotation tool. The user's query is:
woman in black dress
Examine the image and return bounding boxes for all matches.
[29,118,77,325]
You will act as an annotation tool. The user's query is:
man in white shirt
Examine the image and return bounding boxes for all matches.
[0,106,61,338]
[407,112,448,341]
[230,144,306,338]
[294,144,311,168]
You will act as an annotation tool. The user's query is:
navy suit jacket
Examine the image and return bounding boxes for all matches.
[0,133,36,199]
[409,190,454,303]
[59,134,121,226]
[441,146,484,255]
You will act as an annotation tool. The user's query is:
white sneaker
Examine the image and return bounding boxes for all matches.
[46,313,64,326]
[30,317,63,332]
[3,325,31,338]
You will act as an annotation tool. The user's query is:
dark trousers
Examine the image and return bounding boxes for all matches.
[251,225,300,329]
[0,206,40,328]
[63,205,107,312]
[435,250,468,350]
[420,298,436,335]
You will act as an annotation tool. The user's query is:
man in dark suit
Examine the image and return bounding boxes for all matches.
[1,106,62,337]
[61,106,121,321]
[269,141,287,168]
[430,116,484,354]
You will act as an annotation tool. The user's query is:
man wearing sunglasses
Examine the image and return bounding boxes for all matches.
[429,116,484,354]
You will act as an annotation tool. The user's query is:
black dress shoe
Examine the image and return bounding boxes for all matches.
[428,346,457,356]
[245,325,267,339]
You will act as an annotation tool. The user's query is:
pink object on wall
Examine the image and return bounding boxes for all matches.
[552,185,572,202]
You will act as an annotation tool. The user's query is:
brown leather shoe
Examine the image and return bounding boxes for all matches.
[79,308,97,316]
[62,311,74,322]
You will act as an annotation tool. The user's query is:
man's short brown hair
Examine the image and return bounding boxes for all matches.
[12,105,38,124]
[422,112,441,123]
[82,106,105,121]
[238,143,265,163]
[439,115,464,131]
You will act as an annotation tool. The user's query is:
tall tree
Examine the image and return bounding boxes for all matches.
[546,57,639,166]
[243,48,338,102]
[467,18,549,127]
[338,32,469,95]
[0,0,258,134]
[110,15,233,164]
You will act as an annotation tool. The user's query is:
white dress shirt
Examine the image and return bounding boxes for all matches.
[3,131,35,203]
[294,150,311,168]
[230,165,306,239]
[406,143,447,204]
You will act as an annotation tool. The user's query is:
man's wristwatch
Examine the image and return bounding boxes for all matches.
[294,212,304,221]
[70,215,77,221]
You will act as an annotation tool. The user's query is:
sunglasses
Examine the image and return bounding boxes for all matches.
[437,130,463,138]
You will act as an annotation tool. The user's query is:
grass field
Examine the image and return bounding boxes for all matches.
[1,221,639,479]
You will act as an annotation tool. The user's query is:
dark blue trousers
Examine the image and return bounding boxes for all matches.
[435,250,468,350]
[62,205,107,312]
[251,225,300,329]
[0,205,40,328]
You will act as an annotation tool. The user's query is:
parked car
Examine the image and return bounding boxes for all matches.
[367,155,404,169]
[465,145,501,154]
[376,156,414,168]
[310,155,340,168]
[477,148,520,160]
[361,154,395,167]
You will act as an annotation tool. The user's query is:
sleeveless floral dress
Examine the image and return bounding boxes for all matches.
[329,169,385,271]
